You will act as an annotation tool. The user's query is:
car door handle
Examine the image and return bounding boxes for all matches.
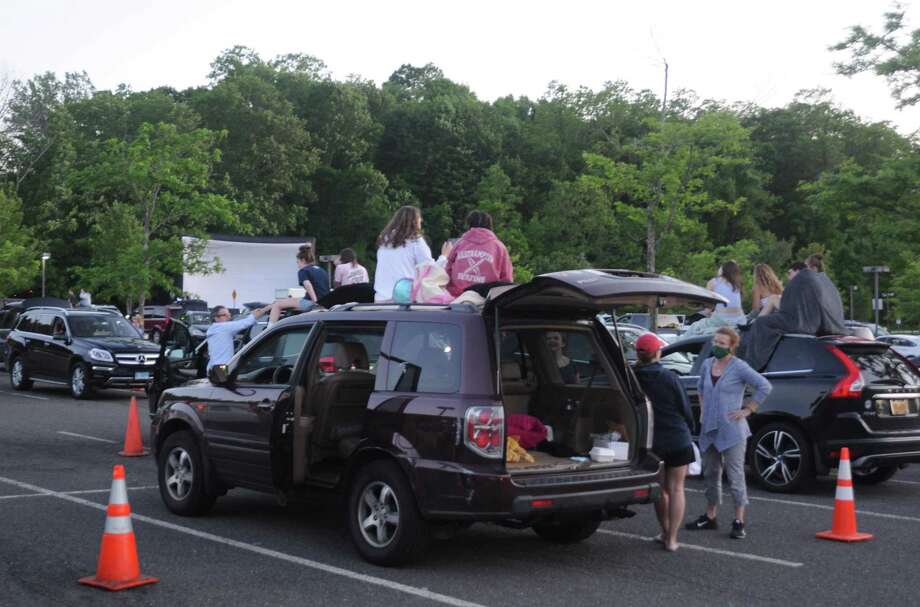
[257,400,274,411]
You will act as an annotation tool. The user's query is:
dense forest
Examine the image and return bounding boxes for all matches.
[1,10,919,324]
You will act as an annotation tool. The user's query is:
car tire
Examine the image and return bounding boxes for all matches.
[347,460,430,566]
[750,422,814,493]
[532,518,601,543]
[9,357,33,391]
[69,362,94,399]
[158,430,217,516]
[853,463,899,485]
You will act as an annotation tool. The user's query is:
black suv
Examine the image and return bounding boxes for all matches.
[149,270,724,565]
[7,307,160,399]
[661,333,920,492]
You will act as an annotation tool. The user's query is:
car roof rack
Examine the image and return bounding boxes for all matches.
[328,302,479,313]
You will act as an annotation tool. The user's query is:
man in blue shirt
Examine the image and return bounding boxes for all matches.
[206,305,270,371]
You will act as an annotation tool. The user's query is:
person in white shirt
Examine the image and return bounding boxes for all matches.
[206,305,270,371]
[333,248,370,288]
[373,206,451,302]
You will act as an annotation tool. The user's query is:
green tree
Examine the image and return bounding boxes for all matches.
[0,189,38,297]
[76,122,235,313]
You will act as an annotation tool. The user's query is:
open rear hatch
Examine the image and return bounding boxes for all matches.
[488,269,727,478]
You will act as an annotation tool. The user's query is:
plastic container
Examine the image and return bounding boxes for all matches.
[590,447,616,463]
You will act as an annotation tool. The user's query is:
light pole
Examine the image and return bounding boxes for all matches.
[848,285,858,320]
[41,252,51,297]
[863,266,890,336]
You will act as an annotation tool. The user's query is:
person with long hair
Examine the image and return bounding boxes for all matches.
[705,260,745,324]
[686,327,771,539]
[633,333,695,552]
[268,243,330,324]
[373,206,450,302]
[751,263,783,316]
[545,331,578,384]
[333,248,369,288]
[444,210,513,297]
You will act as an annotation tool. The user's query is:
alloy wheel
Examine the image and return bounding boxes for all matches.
[357,481,400,548]
[11,360,24,387]
[71,366,85,396]
[754,429,802,487]
[165,447,194,501]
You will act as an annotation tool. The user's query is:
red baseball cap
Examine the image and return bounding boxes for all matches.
[635,332,667,354]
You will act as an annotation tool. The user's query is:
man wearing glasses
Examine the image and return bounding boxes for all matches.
[206,305,271,371]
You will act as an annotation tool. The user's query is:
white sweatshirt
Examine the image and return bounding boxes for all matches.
[374,237,445,302]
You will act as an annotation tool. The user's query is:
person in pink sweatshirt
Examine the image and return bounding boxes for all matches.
[445,210,514,297]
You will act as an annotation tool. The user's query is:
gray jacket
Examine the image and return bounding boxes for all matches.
[698,356,772,453]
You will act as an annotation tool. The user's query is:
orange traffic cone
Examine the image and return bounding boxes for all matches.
[119,396,148,457]
[79,465,159,590]
[816,447,873,542]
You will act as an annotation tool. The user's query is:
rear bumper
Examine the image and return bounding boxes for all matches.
[414,452,662,522]
[824,436,920,469]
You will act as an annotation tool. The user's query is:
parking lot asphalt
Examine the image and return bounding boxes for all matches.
[2,375,920,607]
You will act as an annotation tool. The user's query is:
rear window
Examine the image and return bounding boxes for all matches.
[846,348,920,387]
[383,322,461,393]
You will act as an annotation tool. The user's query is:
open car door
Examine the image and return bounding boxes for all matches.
[149,320,201,414]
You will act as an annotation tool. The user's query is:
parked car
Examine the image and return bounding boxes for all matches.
[7,306,160,399]
[661,333,920,492]
[137,299,209,344]
[149,269,725,565]
[845,320,888,338]
[0,297,70,369]
[876,334,920,362]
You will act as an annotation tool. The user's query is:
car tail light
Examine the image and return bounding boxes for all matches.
[531,499,554,509]
[826,346,865,398]
[464,405,504,459]
[633,488,650,499]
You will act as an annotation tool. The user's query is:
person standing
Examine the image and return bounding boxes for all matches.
[444,210,513,297]
[206,305,270,371]
[686,327,772,539]
[373,206,450,302]
[333,248,369,288]
[78,288,92,307]
[268,243,330,324]
[633,333,695,552]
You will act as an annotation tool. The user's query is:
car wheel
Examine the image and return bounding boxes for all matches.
[69,362,94,399]
[853,463,899,485]
[9,357,33,391]
[532,518,601,543]
[347,460,429,566]
[750,422,814,493]
[158,430,217,516]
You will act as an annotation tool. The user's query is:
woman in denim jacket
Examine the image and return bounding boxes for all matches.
[685,327,772,539]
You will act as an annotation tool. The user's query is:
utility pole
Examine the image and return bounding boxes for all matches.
[848,285,858,320]
[863,266,890,335]
[41,252,50,297]
[649,59,668,335]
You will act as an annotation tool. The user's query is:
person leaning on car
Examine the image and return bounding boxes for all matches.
[206,305,270,371]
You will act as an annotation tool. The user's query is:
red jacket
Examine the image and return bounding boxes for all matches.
[445,228,514,296]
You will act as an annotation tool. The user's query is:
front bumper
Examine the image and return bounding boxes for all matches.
[89,364,154,388]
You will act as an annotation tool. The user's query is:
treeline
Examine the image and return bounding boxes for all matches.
[1,45,919,324]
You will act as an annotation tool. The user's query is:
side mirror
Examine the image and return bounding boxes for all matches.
[209,364,230,386]
[53,333,67,341]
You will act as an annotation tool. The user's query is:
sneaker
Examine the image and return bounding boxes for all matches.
[730,519,746,539]
[684,514,718,530]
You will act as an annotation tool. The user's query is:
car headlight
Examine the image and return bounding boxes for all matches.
[89,348,114,362]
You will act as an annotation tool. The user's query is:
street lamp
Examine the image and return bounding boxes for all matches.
[848,285,858,321]
[863,266,890,336]
[41,252,51,298]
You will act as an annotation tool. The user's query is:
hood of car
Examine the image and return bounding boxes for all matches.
[78,337,160,353]
[486,269,728,317]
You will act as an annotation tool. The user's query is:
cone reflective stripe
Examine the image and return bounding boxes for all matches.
[816,447,873,543]
[79,465,158,591]
[119,396,149,457]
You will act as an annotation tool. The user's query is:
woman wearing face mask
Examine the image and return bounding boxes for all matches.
[685,327,771,540]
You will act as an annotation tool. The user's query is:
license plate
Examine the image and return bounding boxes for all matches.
[134,371,150,381]
[890,399,910,416]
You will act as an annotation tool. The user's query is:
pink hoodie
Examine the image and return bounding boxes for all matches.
[445,228,514,296]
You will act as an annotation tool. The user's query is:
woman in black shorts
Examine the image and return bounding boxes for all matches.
[633,333,695,552]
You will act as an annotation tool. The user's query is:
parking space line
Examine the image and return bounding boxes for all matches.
[0,485,157,501]
[0,390,50,401]
[0,475,486,607]
[890,479,920,486]
[597,529,803,567]
[686,487,920,523]
[56,431,118,444]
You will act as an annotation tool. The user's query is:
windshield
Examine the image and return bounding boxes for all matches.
[69,315,139,338]
[184,311,211,325]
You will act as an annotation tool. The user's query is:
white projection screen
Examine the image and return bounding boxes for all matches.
[181,235,315,308]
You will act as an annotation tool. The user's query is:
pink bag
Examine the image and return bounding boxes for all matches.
[411,261,453,304]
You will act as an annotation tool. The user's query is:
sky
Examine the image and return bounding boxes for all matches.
[2,0,919,133]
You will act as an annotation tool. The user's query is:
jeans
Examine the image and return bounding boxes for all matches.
[702,442,748,508]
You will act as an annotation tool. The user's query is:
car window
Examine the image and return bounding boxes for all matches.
[661,341,704,376]
[766,338,816,373]
[848,348,920,387]
[236,327,312,385]
[500,331,535,380]
[51,316,67,337]
[318,327,385,376]
[69,315,138,338]
[383,322,462,393]
[15,312,33,333]
[33,313,53,336]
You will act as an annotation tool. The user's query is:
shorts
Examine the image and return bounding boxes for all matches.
[659,446,695,468]
[298,298,315,310]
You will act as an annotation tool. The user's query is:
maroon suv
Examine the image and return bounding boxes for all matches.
[150,270,724,565]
